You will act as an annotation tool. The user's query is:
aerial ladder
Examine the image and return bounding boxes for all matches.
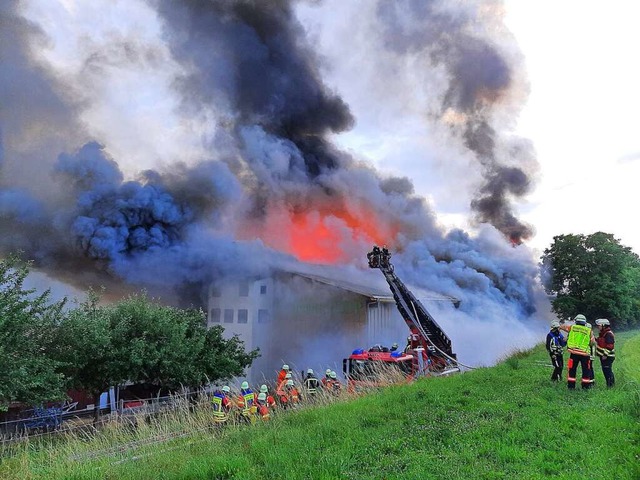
[367,246,459,375]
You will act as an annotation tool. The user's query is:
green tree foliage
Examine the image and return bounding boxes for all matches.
[0,255,67,411]
[541,232,640,328]
[56,292,259,402]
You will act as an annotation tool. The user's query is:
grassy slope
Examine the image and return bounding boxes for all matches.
[3,332,639,480]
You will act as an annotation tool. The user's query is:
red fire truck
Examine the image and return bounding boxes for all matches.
[343,247,459,390]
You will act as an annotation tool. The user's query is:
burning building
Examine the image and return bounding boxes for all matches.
[208,265,460,381]
[1,0,548,370]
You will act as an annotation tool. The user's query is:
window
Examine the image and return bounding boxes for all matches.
[239,282,249,297]
[210,308,221,323]
[258,309,270,324]
[260,285,267,295]
[238,309,248,324]
[224,309,234,323]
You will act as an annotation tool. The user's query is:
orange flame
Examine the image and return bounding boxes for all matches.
[239,202,398,264]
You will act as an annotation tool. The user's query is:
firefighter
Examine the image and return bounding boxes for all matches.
[327,371,342,395]
[560,314,596,389]
[256,392,271,420]
[545,321,566,381]
[285,379,300,406]
[237,381,257,422]
[277,372,292,396]
[211,385,232,424]
[303,368,319,399]
[322,368,332,388]
[259,384,276,408]
[595,319,616,387]
[586,323,596,386]
[367,245,381,268]
[278,379,300,409]
[381,245,391,268]
[277,364,290,384]
[390,342,399,352]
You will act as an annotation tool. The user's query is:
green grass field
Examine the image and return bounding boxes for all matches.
[2,331,639,480]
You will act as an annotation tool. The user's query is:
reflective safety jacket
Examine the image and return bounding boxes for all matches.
[546,330,566,355]
[211,393,230,423]
[237,390,257,416]
[596,327,615,359]
[566,324,592,355]
[304,375,319,394]
[257,402,270,420]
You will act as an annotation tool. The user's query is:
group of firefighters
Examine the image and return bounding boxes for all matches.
[545,314,616,389]
[211,313,617,424]
[210,365,343,423]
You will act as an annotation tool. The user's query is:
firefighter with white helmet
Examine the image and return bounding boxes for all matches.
[211,385,232,423]
[260,384,276,408]
[278,364,290,383]
[327,371,342,395]
[560,314,596,389]
[322,368,332,388]
[256,392,271,420]
[236,381,257,422]
[303,368,319,399]
[278,379,300,408]
[595,319,616,387]
[546,321,566,381]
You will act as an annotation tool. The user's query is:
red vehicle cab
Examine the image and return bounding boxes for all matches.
[342,346,417,392]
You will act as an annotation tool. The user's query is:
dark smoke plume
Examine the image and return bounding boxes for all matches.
[375,0,537,243]
[0,0,548,364]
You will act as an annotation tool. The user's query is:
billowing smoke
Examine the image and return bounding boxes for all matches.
[1,0,549,365]
[374,0,537,244]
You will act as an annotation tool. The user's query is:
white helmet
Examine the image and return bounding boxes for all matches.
[241,381,249,390]
[550,321,560,329]
[222,385,230,393]
[329,371,337,379]
[286,379,294,386]
[260,384,268,393]
[307,368,314,374]
[325,368,331,376]
[574,314,587,324]
[595,318,610,327]
[285,373,292,379]
[258,392,267,401]
[282,364,290,371]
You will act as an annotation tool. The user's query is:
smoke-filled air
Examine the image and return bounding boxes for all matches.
[0,0,549,366]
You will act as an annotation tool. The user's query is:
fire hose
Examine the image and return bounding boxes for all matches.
[410,301,478,371]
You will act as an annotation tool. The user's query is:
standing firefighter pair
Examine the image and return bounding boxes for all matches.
[546,314,615,389]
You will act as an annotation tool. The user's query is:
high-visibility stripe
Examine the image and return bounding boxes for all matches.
[567,376,576,381]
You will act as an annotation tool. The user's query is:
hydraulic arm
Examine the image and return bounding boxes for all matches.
[367,246,456,368]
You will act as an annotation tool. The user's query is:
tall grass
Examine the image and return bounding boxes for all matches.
[2,332,639,480]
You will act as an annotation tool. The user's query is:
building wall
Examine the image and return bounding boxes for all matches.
[207,273,407,383]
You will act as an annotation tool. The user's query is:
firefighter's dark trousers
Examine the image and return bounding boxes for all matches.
[567,354,592,389]
[599,357,615,387]
[550,353,563,381]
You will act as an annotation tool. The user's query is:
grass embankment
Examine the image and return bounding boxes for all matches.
[2,331,639,480]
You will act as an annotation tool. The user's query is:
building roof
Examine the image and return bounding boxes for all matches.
[282,263,459,305]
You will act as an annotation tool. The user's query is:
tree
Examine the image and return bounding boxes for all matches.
[56,292,258,420]
[0,255,67,411]
[541,232,640,328]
